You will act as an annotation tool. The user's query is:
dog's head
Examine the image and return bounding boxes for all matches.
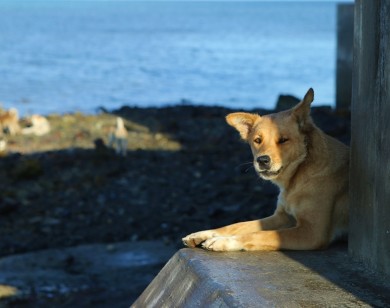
[226,88,315,182]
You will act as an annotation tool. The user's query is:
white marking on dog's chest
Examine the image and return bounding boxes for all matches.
[285,205,297,217]
[278,191,297,217]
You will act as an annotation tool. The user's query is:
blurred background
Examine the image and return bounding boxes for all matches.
[1,0,351,116]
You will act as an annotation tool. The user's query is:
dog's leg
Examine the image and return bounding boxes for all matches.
[182,209,292,248]
[108,133,115,148]
[219,209,294,235]
[119,138,127,156]
[201,222,329,251]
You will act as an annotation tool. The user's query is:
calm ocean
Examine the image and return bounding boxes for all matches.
[0,1,343,116]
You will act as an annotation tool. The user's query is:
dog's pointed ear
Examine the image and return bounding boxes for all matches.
[292,88,314,131]
[226,112,259,140]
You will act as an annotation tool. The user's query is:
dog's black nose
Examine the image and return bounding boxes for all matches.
[257,155,271,167]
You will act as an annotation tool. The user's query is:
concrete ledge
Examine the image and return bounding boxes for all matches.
[132,244,390,307]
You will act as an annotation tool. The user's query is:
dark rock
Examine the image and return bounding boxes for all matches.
[12,158,43,180]
[275,94,300,111]
[0,198,19,215]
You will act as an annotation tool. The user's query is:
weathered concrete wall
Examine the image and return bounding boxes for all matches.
[336,4,354,110]
[349,0,390,277]
[132,247,390,307]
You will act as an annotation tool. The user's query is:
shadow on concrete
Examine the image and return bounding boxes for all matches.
[283,243,390,306]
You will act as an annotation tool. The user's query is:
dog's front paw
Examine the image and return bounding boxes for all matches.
[202,236,243,252]
[182,230,218,248]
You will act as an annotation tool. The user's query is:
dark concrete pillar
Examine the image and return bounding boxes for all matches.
[349,0,390,277]
[336,4,354,110]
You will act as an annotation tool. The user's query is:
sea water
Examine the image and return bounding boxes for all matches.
[0,1,344,115]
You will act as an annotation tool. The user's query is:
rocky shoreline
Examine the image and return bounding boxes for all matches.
[0,103,350,305]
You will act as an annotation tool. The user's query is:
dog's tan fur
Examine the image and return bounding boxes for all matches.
[0,108,21,136]
[22,114,51,136]
[182,88,349,251]
[108,117,128,156]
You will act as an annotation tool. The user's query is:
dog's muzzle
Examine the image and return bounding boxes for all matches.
[256,155,271,169]
[256,155,282,178]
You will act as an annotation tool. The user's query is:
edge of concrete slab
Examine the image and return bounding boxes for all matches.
[132,244,390,307]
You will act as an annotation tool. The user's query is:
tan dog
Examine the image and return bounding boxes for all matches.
[0,108,21,135]
[183,88,349,251]
[22,114,51,136]
[108,117,128,156]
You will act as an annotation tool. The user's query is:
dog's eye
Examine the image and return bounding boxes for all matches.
[278,137,289,144]
[254,137,262,144]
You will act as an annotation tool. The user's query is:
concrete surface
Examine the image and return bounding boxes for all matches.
[0,241,176,307]
[133,244,390,307]
[350,0,390,277]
